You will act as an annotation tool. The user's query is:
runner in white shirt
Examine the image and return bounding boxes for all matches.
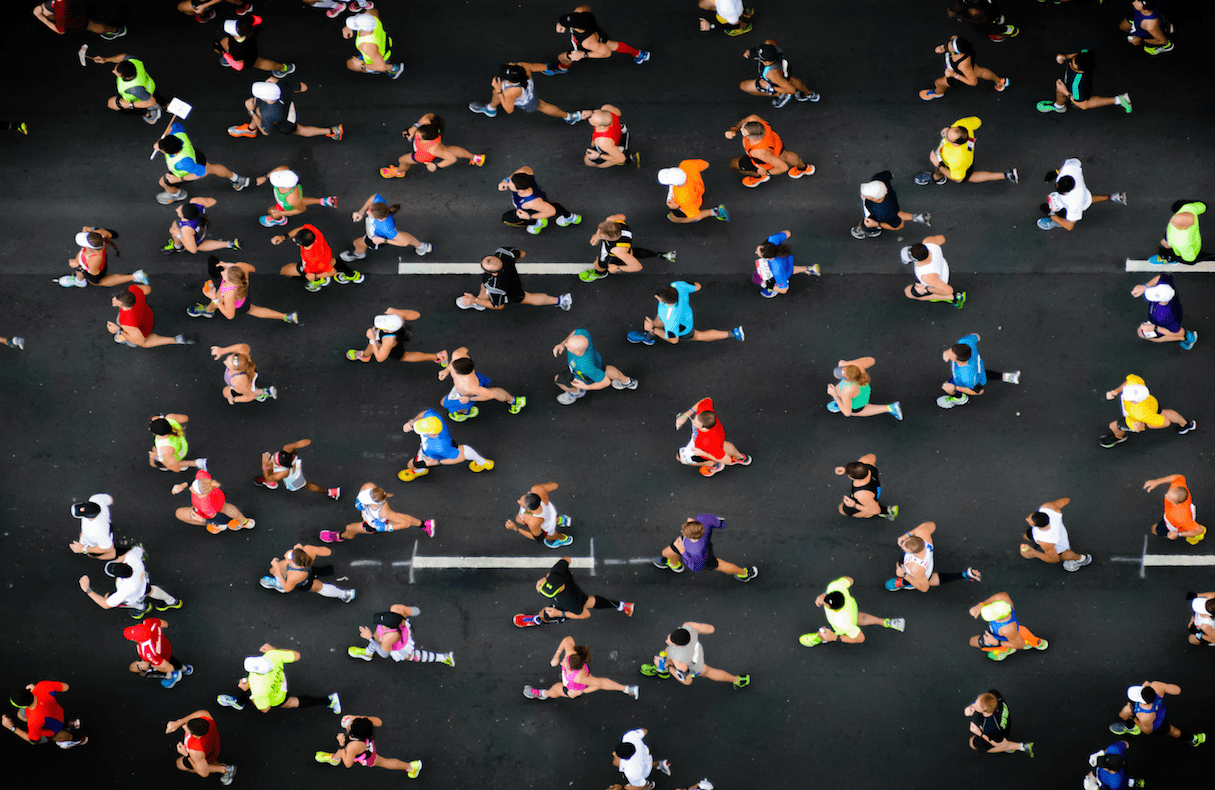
[506,481,573,549]
[901,234,965,308]
[78,546,181,619]
[611,728,671,790]
[1020,497,1093,571]
[1038,158,1127,231]
[1187,593,1215,646]
[887,521,981,591]
[320,483,434,543]
[69,494,117,560]
[254,439,340,499]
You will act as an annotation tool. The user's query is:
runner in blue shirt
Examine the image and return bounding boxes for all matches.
[753,230,820,298]
[340,193,432,262]
[938,332,1020,409]
[627,281,743,345]
[552,329,637,405]
[397,409,494,482]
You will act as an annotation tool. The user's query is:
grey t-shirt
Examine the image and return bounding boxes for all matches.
[666,626,705,674]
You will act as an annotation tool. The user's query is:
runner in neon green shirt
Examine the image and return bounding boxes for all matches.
[1151,202,1211,264]
[216,645,342,714]
[799,576,905,647]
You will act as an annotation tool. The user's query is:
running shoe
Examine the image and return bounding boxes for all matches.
[1192,733,1206,747]
[129,602,152,619]
[469,460,495,472]
[161,670,183,689]
[1098,434,1128,448]
[885,577,913,591]
[788,165,815,178]
[914,172,934,186]
[217,694,244,710]
[335,272,365,284]
[398,467,428,482]
[700,463,726,477]
[657,760,672,776]
[9,337,23,350]
[660,251,676,262]
[254,476,279,490]
[618,601,635,616]
[937,394,970,409]
[1036,101,1066,113]
[771,93,792,109]
[468,103,497,117]
[759,288,777,299]
[447,407,478,422]
[1034,639,1049,650]
[326,2,348,18]
[259,215,288,227]
[514,614,541,628]
[919,89,944,101]
[886,618,906,632]
[422,519,436,537]
[713,205,730,222]
[963,567,981,582]
[564,111,582,124]
[880,505,900,520]
[1145,42,1174,55]
[319,530,344,543]
[640,663,670,678]
[388,64,405,80]
[735,566,759,582]
[826,401,841,413]
[143,107,162,125]
[743,174,770,188]
[1177,420,1198,435]
[557,390,585,405]
[987,648,1014,662]
[283,313,299,325]
[732,326,745,341]
[471,154,486,166]
[912,213,931,226]
[1109,722,1140,736]
[220,765,236,786]
[522,686,545,700]
[953,291,967,309]
[315,751,340,765]
[259,575,282,590]
[1023,742,1035,758]
[272,63,296,78]
[1118,93,1132,113]
[735,455,753,466]
[799,632,824,647]
[851,225,881,239]
[527,218,549,235]
[544,533,573,549]
[1181,330,1198,351]
[796,90,820,102]
[415,242,433,256]
[156,189,189,205]
[407,761,423,779]
[1002,370,1021,384]
[340,589,356,604]
[634,51,650,64]
[558,293,573,311]
[627,331,656,345]
[348,646,373,661]
[509,396,527,414]
[328,693,342,713]
[653,556,684,573]
[556,214,582,227]
[328,487,341,500]
[1037,217,1058,230]
[228,124,258,138]
[1111,192,1128,205]
[57,274,86,288]
[100,26,128,40]
[1062,554,1092,572]
[611,377,639,390]
[328,124,343,141]
[995,78,1010,92]
[231,176,251,191]
[440,653,455,667]
[205,523,227,534]
[579,269,608,282]
[380,166,405,178]
[339,250,366,262]
[889,402,903,420]
[725,23,753,36]
[808,263,822,276]
[626,685,640,700]
[732,675,751,689]
[162,240,183,254]
[155,598,184,611]
[456,295,486,310]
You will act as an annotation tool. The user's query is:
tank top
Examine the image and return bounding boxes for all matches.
[413,134,440,163]
[78,245,107,275]
[357,488,388,526]
[591,113,622,147]
[185,719,221,764]
[599,224,632,263]
[1133,696,1166,732]
[224,367,248,387]
[154,418,188,461]
[741,120,784,166]
[218,278,246,309]
[273,185,297,212]
[1131,8,1160,36]
[562,656,588,691]
[116,58,156,103]
[355,18,390,63]
[903,541,935,578]
[913,243,949,285]
[351,738,378,767]
[512,181,546,211]
[944,48,971,74]
[165,130,198,178]
[519,499,558,534]
[851,463,880,497]
[272,454,306,491]
[988,608,1020,643]
[179,203,206,233]
[507,78,535,109]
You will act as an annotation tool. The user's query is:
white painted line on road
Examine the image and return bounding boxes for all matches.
[349,560,383,567]
[398,261,588,275]
[1143,555,1215,567]
[412,556,594,570]
[589,537,595,577]
[1125,258,1215,273]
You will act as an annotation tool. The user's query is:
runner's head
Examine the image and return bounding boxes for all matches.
[113,61,137,80]
[842,365,870,386]
[908,243,930,262]
[251,82,281,103]
[565,333,589,354]
[9,689,34,709]
[844,462,869,480]
[974,693,997,715]
[186,718,212,737]
[657,168,687,187]
[681,520,706,540]
[290,548,313,567]
[754,44,780,63]
[481,255,502,273]
[104,561,134,578]
[669,628,692,646]
[1055,176,1076,194]
[757,241,791,258]
[522,492,541,511]
[294,228,315,247]
[275,449,295,467]
[499,63,528,84]
[860,180,887,201]
[614,741,636,759]
[268,169,300,190]
[348,717,375,741]
[71,500,101,519]
[113,290,137,309]
[693,411,717,430]
[451,357,475,375]
[1143,283,1175,304]
[416,116,443,140]
[898,534,925,553]
[368,201,401,219]
[597,220,623,240]
[346,13,378,32]
[149,417,175,437]
[1028,512,1049,527]
[158,136,183,155]
[413,416,443,436]
[822,591,845,611]
[567,645,591,670]
[945,127,969,145]
[76,231,104,250]
[654,285,678,305]
[1127,684,1156,704]
[509,172,535,192]
[368,486,390,503]
[949,343,972,362]
[1193,596,1215,616]
[979,600,1012,621]
[589,109,614,128]
[243,656,273,675]
[741,122,766,141]
[1071,52,1095,72]
[1166,486,1189,504]
[374,313,404,333]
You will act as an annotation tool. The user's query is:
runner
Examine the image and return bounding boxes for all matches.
[507,481,573,548]
[914,116,1017,186]
[174,0,251,23]
[697,0,754,35]
[437,346,526,421]
[640,623,750,688]
[1038,158,1127,231]
[341,193,431,261]
[851,171,930,239]
[2,680,86,749]
[123,617,193,689]
[918,35,1008,101]
[258,544,356,602]
[254,439,341,499]
[162,198,240,254]
[1109,681,1205,746]
[348,604,454,666]
[885,522,981,591]
[469,63,582,124]
[1037,50,1131,114]
[963,690,1033,755]
[79,545,182,619]
[58,227,147,288]
[901,235,965,308]
[514,556,634,626]
[499,166,582,235]
[211,342,278,403]
[628,281,743,346]
[154,120,252,205]
[1120,0,1173,55]
[90,53,164,124]
[659,161,728,224]
[228,78,343,141]
[611,729,671,790]
[739,40,820,108]
[1149,201,1212,264]
[217,644,343,713]
[397,409,494,481]
[1143,473,1206,544]
[652,514,758,581]
[347,309,447,364]
[314,714,423,775]
[579,214,674,281]
[272,222,363,291]
[826,358,903,420]
[164,711,235,784]
[539,5,650,74]
[214,17,295,75]
[752,229,819,298]
[108,283,195,348]
[33,0,126,39]
[937,332,1020,408]
[0,335,24,350]
[1084,741,1144,790]
[342,11,404,78]
[1131,275,1196,349]
[835,454,898,520]
[724,114,814,187]
[523,636,639,700]
[458,246,572,312]
[967,592,1047,662]
[1099,374,1196,448]
[1185,592,1215,647]
[1020,497,1093,572]
[254,167,336,228]
[68,494,117,560]
[582,105,639,168]
[382,113,484,178]
[672,396,751,477]
[186,260,298,323]
[171,469,255,534]
[552,328,638,405]
[320,482,433,543]
[947,0,1019,43]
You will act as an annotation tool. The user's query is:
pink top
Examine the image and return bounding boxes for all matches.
[561,656,588,691]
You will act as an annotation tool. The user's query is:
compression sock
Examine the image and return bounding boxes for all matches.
[592,596,621,609]
[317,583,346,599]
[463,446,486,464]
[614,42,641,57]
[409,649,440,663]
[294,695,327,708]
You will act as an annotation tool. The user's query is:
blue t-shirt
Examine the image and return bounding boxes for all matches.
[1096,741,1129,790]
[1146,273,1182,332]
[950,333,987,389]
[566,329,605,383]
[418,408,456,457]
[365,193,398,240]
[764,231,796,288]
[657,281,697,338]
[680,513,725,572]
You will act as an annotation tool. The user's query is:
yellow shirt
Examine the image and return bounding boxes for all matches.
[938,116,981,181]
[1123,394,1166,429]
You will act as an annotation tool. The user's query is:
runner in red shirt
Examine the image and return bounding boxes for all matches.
[32,0,126,39]
[2,680,85,748]
[124,618,194,688]
[583,104,636,168]
[108,284,195,348]
[165,710,235,783]
[674,397,752,477]
[171,470,256,534]
[272,223,364,291]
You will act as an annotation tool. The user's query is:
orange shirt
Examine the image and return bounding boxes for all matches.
[1164,476,1200,532]
[741,120,784,170]
[671,159,708,216]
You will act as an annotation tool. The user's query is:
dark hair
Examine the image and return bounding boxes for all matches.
[181,204,208,228]
[276,450,295,467]
[567,644,591,670]
[522,493,541,510]
[951,343,972,362]
[1072,51,1095,71]
[290,548,313,567]
[909,244,929,262]
[369,202,401,219]
[510,173,534,191]
[1138,686,1157,704]
[670,628,691,646]
[295,228,316,246]
[234,17,254,37]
[417,116,443,140]
[114,61,137,80]
[950,36,974,56]
[1137,0,1156,8]
[115,290,137,308]
[1096,753,1125,772]
[695,410,717,429]
[159,136,183,155]
[758,242,791,258]
[10,689,34,708]
[655,285,678,304]
[844,462,868,480]
[349,717,375,741]
[1029,512,1049,527]
[1206,599,1215,616]
[452,357,475,375]
[149,417,174,436]
[823,591,845,610]
[1055,175,1075,194]
[186,718,211,736]
[500,63,527,83]
[616,742,637,759]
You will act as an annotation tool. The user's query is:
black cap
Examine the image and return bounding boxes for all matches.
[72,501,101,519]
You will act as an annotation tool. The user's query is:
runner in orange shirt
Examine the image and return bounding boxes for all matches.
[1143,474,1206,544]
[724,114,814,187]
[659,160,728,224]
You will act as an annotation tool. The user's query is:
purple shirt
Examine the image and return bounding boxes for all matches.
[1147,274,1182,333]
[680,513,725,572]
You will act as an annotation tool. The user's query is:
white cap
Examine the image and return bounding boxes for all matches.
[1194,597,1211,615]
[1121,384,1150,404]
[1143,283,1175,303]
[224,19,239,36]
[251,81,281,103]
[244,656,273,674]
[268,169,299,189]
[657,167,687,186]
[75,231,102,249]
[1126,684,1148,703]
[899,245,916,265]
[347,13,377,31]
[860,180,888,201]
[374,314,404,333]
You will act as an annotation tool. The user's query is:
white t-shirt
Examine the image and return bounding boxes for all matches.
[1049,158,1093,222]
[106,546,149,608]
[907,242,949,285]
[357,487,388,526]
[715,0,744,23]
[618,729,653,786]
[1031,507,1071,553]
[78,494,114,550]
[272,454,306,491]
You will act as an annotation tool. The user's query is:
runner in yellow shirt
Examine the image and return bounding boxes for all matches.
[1099,374,1195,448]
[915,116,1017,186]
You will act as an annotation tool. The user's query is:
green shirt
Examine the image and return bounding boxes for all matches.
[154,418,188,461]
[1167,202,1205,263]
[824,577,860,638]
[248,650,295,710]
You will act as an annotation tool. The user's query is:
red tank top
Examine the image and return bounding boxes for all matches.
[413,134,441,163]
[591,113,622,146]
[191,471,226,518]
[185,718,221,763]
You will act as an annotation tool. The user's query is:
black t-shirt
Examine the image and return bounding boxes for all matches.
[482,247,525,306]
[863,171,901,225]
[970,690,1009,744]
[256,81,295,129]
[228,34,260,66]
[545,559,589,613]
